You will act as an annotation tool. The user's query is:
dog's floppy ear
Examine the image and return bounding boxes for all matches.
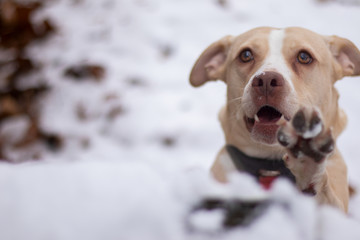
[189,36,234,87]
[326,35,360,78]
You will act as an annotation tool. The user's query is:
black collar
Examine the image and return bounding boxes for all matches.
[225,145,296,184]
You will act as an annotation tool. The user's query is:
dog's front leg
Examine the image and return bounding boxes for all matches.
[277,107,349,212]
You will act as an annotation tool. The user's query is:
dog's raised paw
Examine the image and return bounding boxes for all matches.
[277,107,334,163]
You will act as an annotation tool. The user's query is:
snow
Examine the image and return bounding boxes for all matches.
[2,0,360,239]
[188,208,226,233]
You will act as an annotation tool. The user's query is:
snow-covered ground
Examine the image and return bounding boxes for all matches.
[1,0,360,239]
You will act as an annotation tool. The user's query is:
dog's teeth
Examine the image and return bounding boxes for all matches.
[254,114,260,122]
[276,115,286,125]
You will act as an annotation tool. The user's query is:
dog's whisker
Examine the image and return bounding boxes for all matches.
[227,111,242,122]
[228,96,243,104]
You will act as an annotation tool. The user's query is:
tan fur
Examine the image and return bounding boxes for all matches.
[190,27,360,212]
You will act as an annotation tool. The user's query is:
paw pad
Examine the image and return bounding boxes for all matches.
[276,107,334,163]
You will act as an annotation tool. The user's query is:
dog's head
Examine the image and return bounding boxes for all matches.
[190,27,360,146]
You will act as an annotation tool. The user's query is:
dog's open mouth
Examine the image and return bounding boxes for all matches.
[245,106,287,144]
[246,106,283,127]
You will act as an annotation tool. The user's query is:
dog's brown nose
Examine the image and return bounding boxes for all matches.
[251,71,285,97]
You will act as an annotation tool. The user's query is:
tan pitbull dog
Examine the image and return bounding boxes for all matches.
[190,27,360,212]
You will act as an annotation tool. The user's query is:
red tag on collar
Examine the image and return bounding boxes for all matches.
[259,176,277,190]
[259,175,316,196]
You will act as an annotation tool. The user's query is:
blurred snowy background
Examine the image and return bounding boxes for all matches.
[1,0,360,239]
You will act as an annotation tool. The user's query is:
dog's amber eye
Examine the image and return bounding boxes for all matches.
[239,49,254,63]
[297,51,313,64]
